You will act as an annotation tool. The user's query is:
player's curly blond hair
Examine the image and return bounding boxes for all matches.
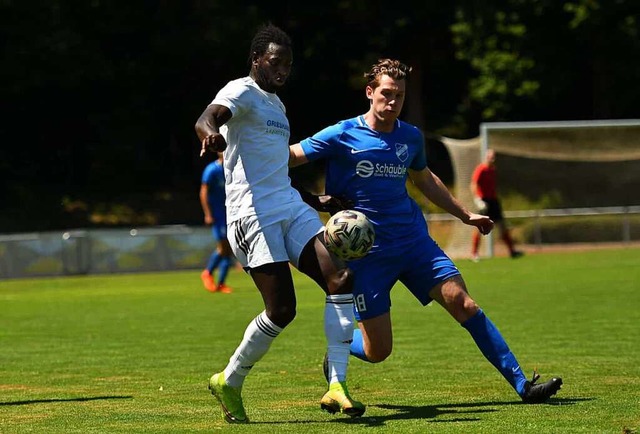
[364,59,412,88]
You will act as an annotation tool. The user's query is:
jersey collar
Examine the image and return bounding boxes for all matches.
[357,115,400,132]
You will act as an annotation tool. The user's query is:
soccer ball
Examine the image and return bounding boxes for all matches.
[324,210,375,260]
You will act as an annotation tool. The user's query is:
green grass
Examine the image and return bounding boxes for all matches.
[1,248,639,433]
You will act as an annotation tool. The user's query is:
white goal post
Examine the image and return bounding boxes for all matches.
[436,119,640,258]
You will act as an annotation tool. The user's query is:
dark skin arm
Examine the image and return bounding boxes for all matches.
[197,102,352,214]
[288,144,353,214]
[313,194,354,215]
[195,104,232,156]
[290,177,353,215]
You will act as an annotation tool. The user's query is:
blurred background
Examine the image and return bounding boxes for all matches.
[3,0,639,231]
[1,1,639,277]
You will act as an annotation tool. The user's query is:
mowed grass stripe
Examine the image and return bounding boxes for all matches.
[1,248,639,433]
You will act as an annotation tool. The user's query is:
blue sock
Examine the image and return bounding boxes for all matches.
[217,257,231,285]
[349,328,372,362]
[207,252,221,273]
[462,309,527,396]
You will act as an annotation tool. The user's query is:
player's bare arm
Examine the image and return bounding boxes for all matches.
[288,143,309,167]
[195,104,232,155]
[199,183,214,225]
[409,167,494,235]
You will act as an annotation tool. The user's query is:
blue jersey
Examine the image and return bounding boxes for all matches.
[300,116,429,252]
[202,161,227,225]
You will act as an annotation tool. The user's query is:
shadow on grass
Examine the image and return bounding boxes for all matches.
[333,397,594,427]
[249,400,504,426]
[0,395,133,406]
[333,401,503,427]
[541,397,594,406]
[251,396,593,427]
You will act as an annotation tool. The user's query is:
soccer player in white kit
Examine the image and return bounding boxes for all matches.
[194,23,363,423]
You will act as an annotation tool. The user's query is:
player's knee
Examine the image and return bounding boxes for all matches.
[451,294,479,323]
[464,297,479,313]
[452,289,476,308]
[266,305,296,328]
[366,344,392,363]
[328,267,354,295]
[438,279,480,322]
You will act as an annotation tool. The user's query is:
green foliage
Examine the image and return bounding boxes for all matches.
[564,0,601,28]
[501,190,564,211]
[451,6,540,120]
[450,0,640,123]
[1,1,640,233]
[2,249,640,432]
[518,214,640,243]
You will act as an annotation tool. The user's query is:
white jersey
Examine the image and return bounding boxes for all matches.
[211,76,303,224]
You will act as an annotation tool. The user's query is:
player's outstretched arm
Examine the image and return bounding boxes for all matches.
[409,167,493,235]
[199,183,214,225]
[195,104,232,156]
[290,177,352,214]
[288,143,309,167]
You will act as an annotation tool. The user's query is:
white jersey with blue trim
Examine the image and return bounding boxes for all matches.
[300,115,429,250]
[211,76,303,224]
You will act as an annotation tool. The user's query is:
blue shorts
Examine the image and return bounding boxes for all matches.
[212,220,227,242]
[349,235,460,321]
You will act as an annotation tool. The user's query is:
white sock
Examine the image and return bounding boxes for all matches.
[223,311,282,388]
[324,294,354,384]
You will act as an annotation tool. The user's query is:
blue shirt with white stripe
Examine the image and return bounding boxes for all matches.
[300,115,429,252]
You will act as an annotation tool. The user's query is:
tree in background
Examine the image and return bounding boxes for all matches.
[451,0,640,128]
[1,1,638,232]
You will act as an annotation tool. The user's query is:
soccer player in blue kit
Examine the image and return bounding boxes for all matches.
[289,58,563,404]
[200,152,233,293]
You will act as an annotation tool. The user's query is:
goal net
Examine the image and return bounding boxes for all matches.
[435,119,640,258]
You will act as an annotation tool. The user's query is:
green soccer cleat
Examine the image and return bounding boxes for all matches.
[208,372,248,423]
[320,381,366,418]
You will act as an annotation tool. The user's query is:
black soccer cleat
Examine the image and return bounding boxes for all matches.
[521,371,563,404]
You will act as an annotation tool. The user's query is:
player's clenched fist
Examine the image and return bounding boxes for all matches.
[200,132,227,156]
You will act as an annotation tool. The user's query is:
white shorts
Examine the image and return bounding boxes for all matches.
[228,202,323,269]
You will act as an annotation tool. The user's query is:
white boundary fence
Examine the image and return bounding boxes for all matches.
[0,225,214,280]
[427,205,640,257]
[1,206,639,279]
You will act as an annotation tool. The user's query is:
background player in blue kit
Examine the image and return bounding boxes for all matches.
[289,58,563,404]
[200,152,233,293]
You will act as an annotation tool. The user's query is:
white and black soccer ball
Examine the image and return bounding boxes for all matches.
[324,210,375,260]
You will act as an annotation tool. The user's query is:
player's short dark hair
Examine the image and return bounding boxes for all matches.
[248,23,292,64]
[364,59,412,88]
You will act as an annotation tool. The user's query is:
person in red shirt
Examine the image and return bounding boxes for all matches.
[470,149,523,261]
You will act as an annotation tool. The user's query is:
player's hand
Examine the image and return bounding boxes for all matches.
[317,195,354,215]
[468,213,494,235]
[204,215,213,225]
[295,187,353,214]
[200,133,227,156]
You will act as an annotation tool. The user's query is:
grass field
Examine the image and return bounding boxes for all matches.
[1,248,639,433]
